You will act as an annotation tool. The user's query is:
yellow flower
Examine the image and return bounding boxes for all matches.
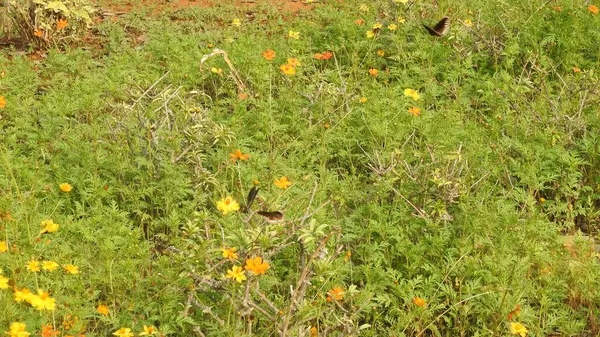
[244,256,270,275]
[274,176,292,189]
[412,296,426,307]
[0,275,8,289]
[393,0,408,3]
[359,4,369,12]
[42,261,59,272]
[372,22,383,30]
[0,96,6,109]
[8,322,30,337]
[40,219,59,234]
[0,241,7,253]
[464,19,473,27]
[388,23,398,31]
[113,328,134,337]
[26,260,40,272]
[288,30,300,39]
[97,304,110,316]
[221,247,239,261]
[56,19,68,30]
[377,49,385,57]
[252,179,260,185]
[359,97,367,103]
[403,88,421,101]
[588,5,599,14]
[229,149,250,162]
[59,183,72,192]
[231,18,241,27]
[216,196,240,215]
[64,264,80,274]
[287,58,301,67]
[366,30,375,38]
[211,67,223,76]
[30,289,56,311]
[408,106,421,116]
[14,288,33,303]
[226,265,246,283]
[398,17,406,23]
[139,325,158,336]
[510,322,528,337]
[280,63,296,76]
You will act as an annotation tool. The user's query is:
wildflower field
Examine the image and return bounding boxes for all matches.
[1,0,600,336]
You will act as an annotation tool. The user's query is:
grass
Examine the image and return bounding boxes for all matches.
[0,0,599,336]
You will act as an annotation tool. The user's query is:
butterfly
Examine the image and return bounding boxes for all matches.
[423,17,450,37]
[244,186,259,212]
[256,211,284,224]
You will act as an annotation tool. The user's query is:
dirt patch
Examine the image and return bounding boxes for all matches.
[96,0,313,16]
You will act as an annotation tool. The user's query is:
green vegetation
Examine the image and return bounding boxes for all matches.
[1,0,599,336]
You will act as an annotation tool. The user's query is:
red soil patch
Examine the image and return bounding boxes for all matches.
[96,0,312,15]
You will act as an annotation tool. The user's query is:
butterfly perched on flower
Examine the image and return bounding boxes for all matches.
[423,17,450,37]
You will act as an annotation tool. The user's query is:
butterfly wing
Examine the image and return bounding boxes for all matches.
[257,211,284,223]
[424,17,450,37]
[433,17,450,36]
[423,24,442,36]
[246,186,259,210]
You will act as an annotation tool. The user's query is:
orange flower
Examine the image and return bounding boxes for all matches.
[40,324,60,337]
[310,327,317,336]
[56,19,68,30]
[328,287,345,300]
[408,106,421,116]
[412,297,426,307]
[344,250,352,261]
[588,5,599,14]
[280,63,296,75]
[314,51,333,60]
[229,149,250,162]
[238,92,249,100]
[552,6,562,12]
[507,304,521,321]
[34,29,43,37]
[368,68,378,77]
[244,256,270,275]
[0,96,6,109]
[97,304,110,316]
[355,19,365,25]
[573,67,581,73]
[274,176,291,189]
[262,49,276,61]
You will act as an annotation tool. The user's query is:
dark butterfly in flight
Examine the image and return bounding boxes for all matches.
[257,211,284,224]
[247,186,259,209]
[423,17,450,37]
